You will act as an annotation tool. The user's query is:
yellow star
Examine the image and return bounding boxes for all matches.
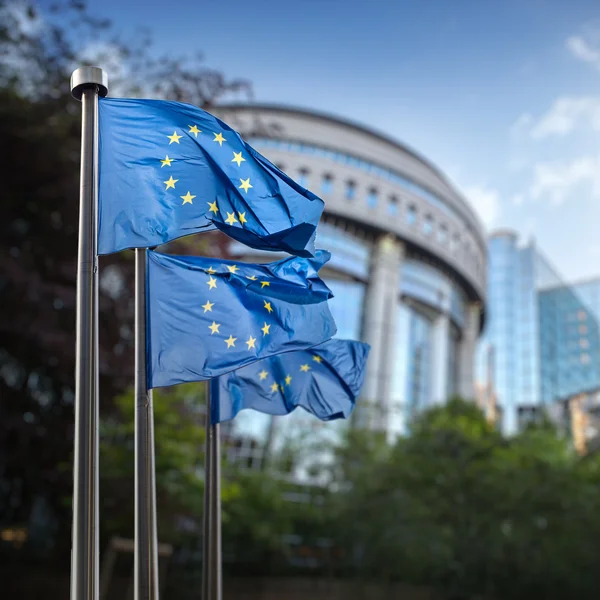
[261,323,270,336]
[207,266,216,274]
[285,375,292,386]
[168,131,182,144]
[213,132,226,146]
[259,370,268,381]
[202,300,214,313]
[260,281,270,288]
[239,178,253,193]
[188,124,201,137]
[224,335,236,348]
[313,356,322,363]
[181,191,195,205]
[238,212,247,225]
[232,151,246,166]
[164,175,178,190]
[246,336,257,350]
[225,212,238,226]
[161,155,173,167]
[208,201,219,214]
[227,265,239,274]
[264,301,273,313]
[270,382,279,393]
[246,275,257,281]
[300,364,311,372]
[207,276,217,290]
[208,321,220,335]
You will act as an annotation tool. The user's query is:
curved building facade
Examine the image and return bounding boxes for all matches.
[215,104,487,455]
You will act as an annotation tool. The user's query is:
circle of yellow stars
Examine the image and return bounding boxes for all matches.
[159,123,254,222]
[197,263,280,358]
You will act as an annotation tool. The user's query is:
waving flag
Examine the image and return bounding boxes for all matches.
[98,98,323,256]
[210,339,370,424]
[146,250,337,388]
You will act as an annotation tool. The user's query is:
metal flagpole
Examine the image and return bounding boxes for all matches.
[202,380,223,600]
[201,395,212,600]
[70,66,108,600]
[134,248,160,600]
[209,382,223,600]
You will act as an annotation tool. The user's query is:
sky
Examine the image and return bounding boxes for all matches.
[73,0,600,282]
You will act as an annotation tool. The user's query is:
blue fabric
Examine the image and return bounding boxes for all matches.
[210,339,370,424]
[147,250,337,388]
[97,97,323,256]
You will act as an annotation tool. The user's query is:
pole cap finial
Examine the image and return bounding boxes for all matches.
[70,67,108,100]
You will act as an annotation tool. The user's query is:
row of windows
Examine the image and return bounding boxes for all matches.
[251,137,470,225]
[284,166,481,276]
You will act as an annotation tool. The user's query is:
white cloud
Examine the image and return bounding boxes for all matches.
[566,35,600,69]
[511,97,600,140]
[530,155,600,205]
[463,186,501,228]
[509,28,600,142]
[533,97,600,138]
[510,194,525,206]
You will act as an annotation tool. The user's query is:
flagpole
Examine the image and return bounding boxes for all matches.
[134,248,160,600]
[202,380,223,600]
[70,66,107,600]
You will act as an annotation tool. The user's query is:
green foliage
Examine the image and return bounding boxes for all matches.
[94,394,600,599]
[101,383,211,543]
[326,398,600,600]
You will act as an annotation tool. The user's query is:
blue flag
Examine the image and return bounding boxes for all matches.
[147,250,337,388]
[210,339,370,424]
[98,98,323,256]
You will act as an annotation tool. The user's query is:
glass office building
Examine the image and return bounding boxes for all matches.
[539,281,600,404]
[476,231,600,434]
[214,104,488,478]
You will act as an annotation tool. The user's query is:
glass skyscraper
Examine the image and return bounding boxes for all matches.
[212,103,488,479]
[476,231,600,434]
[539,280,600,404]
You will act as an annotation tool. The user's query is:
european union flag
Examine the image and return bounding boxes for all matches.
[147,249,337,388]
[210,339,370,424]
[98,98,323,256]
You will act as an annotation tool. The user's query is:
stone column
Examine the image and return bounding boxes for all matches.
[356,234,404,432]
[457,302,481,400]
[431,312,450,404]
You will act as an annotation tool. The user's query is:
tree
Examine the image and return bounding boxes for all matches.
[327,397,600,600]
[0,0,251,572]
[100,383,209,545]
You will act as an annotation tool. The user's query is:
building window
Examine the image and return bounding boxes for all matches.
[345,180,356,200]
[367,187,378,208]
[438,224,448,244]
[297,168,309,187]
[580,353,590,364]
[579,324,588,335]
[580,338,589,349]
[388,195,399,216]
[578,311,587,321]
[321,174,333,195]
[423,214,433,235]
[407,204,417,226]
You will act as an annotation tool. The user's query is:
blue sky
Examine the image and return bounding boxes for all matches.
[79,0,600,281]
